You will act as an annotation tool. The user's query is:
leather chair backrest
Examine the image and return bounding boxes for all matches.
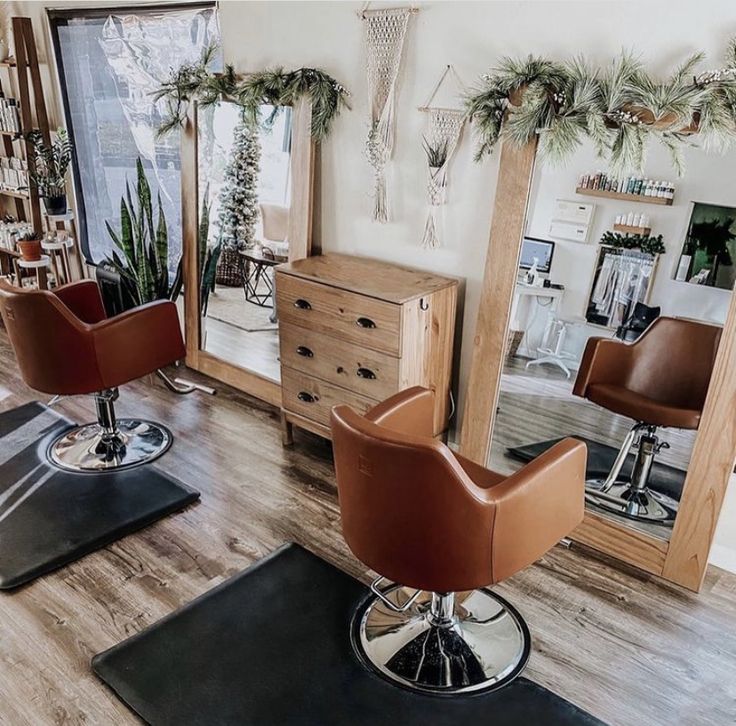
[0,281,96,395]
[626,317,721,411]
[331,405,496,593]
[260,203,289,242]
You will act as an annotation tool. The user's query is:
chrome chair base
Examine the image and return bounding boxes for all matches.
[48,419,172,472]
[585,479,678,523]
[352,585,530,695]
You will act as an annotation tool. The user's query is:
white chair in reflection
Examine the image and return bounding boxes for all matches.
[525,312,579,378]
[259,203,289,261]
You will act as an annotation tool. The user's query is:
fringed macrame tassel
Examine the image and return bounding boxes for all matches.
[421,207,440,248]
[373,172,388,223]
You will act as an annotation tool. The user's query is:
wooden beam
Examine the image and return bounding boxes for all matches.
[573,511,667,576]
[663,284,736,591]
[459,136,538,464]
[12,18,41,232]
[288,97,315,262]
[181,104,200,367]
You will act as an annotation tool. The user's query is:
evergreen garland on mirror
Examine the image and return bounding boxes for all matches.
[600,230,666,256]
[466,38,736,174]
[154,45,350,140]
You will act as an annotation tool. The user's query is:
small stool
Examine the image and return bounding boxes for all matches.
[16,255,51,290]
[42,237,74,286]
[526,313,578,378]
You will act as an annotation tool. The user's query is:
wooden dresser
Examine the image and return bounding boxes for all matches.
[275,254,458,443]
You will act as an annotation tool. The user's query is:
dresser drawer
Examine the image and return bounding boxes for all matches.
[276,272,401,355]
[281,367,376,427]
[280,324,399,401]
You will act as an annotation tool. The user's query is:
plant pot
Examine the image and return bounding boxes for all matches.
[43,194,67,216]
[508,84,528,107]
[17,239,42,261]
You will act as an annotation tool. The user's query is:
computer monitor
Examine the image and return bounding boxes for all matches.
[519,237,555,274]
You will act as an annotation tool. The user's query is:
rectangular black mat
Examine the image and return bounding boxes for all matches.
[0,402,199,590]
[508,435,685,500]
[93,543,606,726]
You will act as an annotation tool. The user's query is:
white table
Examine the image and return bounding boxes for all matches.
[42,237,74,286]
[16,255,51,290]
[510,283,564,356]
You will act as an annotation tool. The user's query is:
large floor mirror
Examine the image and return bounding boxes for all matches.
[466,136,736,591]
[181,98,315,404]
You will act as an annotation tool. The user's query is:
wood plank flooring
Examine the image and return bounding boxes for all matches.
[0,330,734,725]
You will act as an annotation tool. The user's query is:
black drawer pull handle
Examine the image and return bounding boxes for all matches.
[296,346,314,358]
[294,298,312,310]
[297,391,317,403]
[357,367,376,380]
[356,316,376,329]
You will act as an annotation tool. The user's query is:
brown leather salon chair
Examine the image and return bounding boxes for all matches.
[0,278,185,472]
[330,387,586,694]
[573,316,721,523]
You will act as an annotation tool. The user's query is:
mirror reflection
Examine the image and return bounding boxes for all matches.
[489,142,729,541]
[675,202,736,289]
[197,101,292,381]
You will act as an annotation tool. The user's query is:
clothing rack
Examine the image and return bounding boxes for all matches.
[587,245,658,329]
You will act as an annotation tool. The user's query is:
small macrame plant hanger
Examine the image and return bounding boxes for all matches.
[361,3,417,223]
[419,65,467,248]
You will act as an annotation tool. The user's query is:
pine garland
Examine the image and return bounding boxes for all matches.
[467,39,736,174]
[600,230,666,256]
[154,45,350,140]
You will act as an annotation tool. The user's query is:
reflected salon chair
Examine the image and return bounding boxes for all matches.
[614,302,660,342]
[259,202,289,259]
[573,316,721,523]
[0,278,186,472]
[330,387,586,694]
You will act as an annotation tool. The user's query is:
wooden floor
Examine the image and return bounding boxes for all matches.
[0,330,734,726]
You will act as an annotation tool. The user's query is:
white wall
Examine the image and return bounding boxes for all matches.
[523,141,734,362]
[15,0,736,573]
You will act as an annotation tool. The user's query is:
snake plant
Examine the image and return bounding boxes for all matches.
[104,158,172,305]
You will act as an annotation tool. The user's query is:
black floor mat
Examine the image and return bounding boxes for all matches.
[93,543,606,726]
[0,402,199,590]
[508,435,685,500]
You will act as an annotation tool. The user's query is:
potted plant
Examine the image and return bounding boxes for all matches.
[16,230,42,261]
[103,157,180,308]
[26,128,73,216]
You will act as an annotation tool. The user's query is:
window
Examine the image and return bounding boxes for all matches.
[49,4,220,268]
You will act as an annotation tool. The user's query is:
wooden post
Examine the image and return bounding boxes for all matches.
[287,97,315,262]
[181,104,200,367]
[663,282,736,590]
[459,136,538,464]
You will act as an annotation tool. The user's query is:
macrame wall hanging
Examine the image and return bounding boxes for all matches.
[419,65,467,248]
[361,4,417,223]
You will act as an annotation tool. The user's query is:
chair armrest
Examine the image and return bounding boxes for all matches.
[365,386,435,438]
[52,280,107,324]
[91,300,185,389]
[487,438,587,582]
[572,336,633,398]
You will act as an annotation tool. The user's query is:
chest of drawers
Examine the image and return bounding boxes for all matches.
[275,254,458,443]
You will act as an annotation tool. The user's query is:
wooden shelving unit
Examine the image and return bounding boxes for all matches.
[576,187,674,206]
[0,17,57,284]
[613,223,652,235]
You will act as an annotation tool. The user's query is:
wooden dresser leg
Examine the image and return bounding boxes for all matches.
[281,413,294,447]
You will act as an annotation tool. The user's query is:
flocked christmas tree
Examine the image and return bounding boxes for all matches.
[218,117,261,250]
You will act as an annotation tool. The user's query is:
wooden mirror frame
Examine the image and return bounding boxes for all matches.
[459,135,736,592]
[180,98,316,406]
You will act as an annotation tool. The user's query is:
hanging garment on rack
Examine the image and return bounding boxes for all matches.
[591,250,655,327]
